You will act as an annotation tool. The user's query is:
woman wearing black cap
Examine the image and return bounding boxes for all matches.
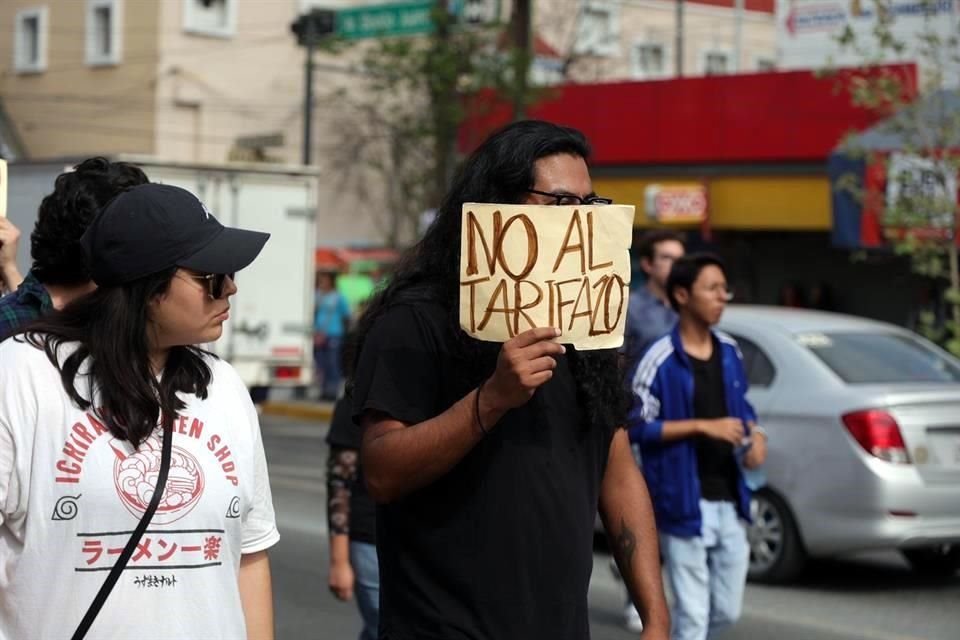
[0,184,278,639]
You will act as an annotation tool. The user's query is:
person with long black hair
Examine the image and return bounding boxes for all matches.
[351,120,669,639]
[0,184,279,639]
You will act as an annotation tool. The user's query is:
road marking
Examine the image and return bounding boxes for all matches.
[743,603,932,640]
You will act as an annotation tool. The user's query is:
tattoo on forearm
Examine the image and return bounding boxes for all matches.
[615,517,638,568]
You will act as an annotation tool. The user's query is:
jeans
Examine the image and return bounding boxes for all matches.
[349,541,380,640]
[660,500,750,640]
[315,336,343,399]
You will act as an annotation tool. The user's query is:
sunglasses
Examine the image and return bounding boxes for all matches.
[181,272,235,299]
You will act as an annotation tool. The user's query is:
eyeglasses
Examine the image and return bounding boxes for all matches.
[699,283,734,302]
[653,253,683,264]
[526,189,613,206]
[180,272,235,299]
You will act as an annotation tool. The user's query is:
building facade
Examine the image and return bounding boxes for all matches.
[2,0,396,244]
[536,0,777,83]
[1,0,778,246]
[776,0,960,87]
[460,64,925,325]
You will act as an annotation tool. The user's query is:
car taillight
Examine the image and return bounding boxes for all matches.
[841,410,910,464]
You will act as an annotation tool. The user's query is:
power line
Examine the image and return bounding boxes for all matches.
[39,24,306,36]
[13,118,377,160]
[2,85,362,117]
[17,118,261,145]
[14,103,352,143]
[3,93,305,113]
[2,34,295,76]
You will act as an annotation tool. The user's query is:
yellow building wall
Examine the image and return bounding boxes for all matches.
[0,0,161,158]
[593,175,832,231]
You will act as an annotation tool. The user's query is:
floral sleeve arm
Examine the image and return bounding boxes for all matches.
[326,446,358,536]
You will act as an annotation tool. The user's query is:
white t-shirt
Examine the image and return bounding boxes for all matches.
[0,338,280,639]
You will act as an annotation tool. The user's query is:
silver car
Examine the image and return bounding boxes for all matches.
[719,306,960,583]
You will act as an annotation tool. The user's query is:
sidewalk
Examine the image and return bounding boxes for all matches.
[260,398,335,422]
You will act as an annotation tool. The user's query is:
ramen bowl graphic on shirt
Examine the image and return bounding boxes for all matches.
[112,434,205,525]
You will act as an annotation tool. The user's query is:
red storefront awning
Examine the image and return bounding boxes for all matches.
[460,64,917,167]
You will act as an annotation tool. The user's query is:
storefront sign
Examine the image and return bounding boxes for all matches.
[886,152,957,233]
[644,184,708,224]
[784,3,846,36]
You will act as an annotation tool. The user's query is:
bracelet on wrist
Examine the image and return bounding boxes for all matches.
[475,380,489,437]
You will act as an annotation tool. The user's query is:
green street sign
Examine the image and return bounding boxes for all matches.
[336,1,437,40]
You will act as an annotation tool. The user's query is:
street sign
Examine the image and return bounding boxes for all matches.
[333,0,499,40]
[336,1,436,40]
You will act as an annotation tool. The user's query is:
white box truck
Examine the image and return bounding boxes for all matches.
[6,157,318,396]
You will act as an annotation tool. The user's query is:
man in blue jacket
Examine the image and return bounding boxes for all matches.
[629,253,767,640]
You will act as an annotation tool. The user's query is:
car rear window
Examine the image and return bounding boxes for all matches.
[797,332,960,384]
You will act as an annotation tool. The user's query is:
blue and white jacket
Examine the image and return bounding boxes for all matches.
[627,324,758,538]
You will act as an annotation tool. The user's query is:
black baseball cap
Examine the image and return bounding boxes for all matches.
[80,183,270,286]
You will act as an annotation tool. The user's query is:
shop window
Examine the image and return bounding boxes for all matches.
[14,6,48,74]
[86,0,122,66]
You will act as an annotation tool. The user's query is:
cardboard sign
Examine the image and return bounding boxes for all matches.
[0,159,7,218]
[459,203,635,350]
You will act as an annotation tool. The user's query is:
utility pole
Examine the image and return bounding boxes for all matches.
[675,0,684,77]
[291,9,335,165]
[511,0,532,120]
[303,33,315,165]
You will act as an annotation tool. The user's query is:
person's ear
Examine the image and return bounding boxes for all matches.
[640,257,653,275]
[674,286,690,307]
[147,287,169,314]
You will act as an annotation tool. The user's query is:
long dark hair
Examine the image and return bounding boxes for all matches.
[16,267,213,447]
[351,120,626,433]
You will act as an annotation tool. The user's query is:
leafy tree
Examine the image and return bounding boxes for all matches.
[321,3,542,247]
[828,0,960,353]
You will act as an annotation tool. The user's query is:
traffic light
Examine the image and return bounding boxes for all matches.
[291,9,336,47]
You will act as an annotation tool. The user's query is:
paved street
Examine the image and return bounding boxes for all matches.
[262,415,960,640]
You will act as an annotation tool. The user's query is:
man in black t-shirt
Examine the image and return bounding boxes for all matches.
[628,254,768,640]
[351,121,669,640]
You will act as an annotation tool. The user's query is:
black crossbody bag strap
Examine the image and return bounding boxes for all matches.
[71,422,172,640]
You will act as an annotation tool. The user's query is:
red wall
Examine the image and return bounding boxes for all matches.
[460,65,917,166]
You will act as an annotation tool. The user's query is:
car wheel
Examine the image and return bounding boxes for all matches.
[902,545,960,579]
[747,489,806,584]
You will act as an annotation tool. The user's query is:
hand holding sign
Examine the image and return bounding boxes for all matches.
[0,218,20,269]
[483,327,566,414]
[459,203,635,350]
[0,160,24,294]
